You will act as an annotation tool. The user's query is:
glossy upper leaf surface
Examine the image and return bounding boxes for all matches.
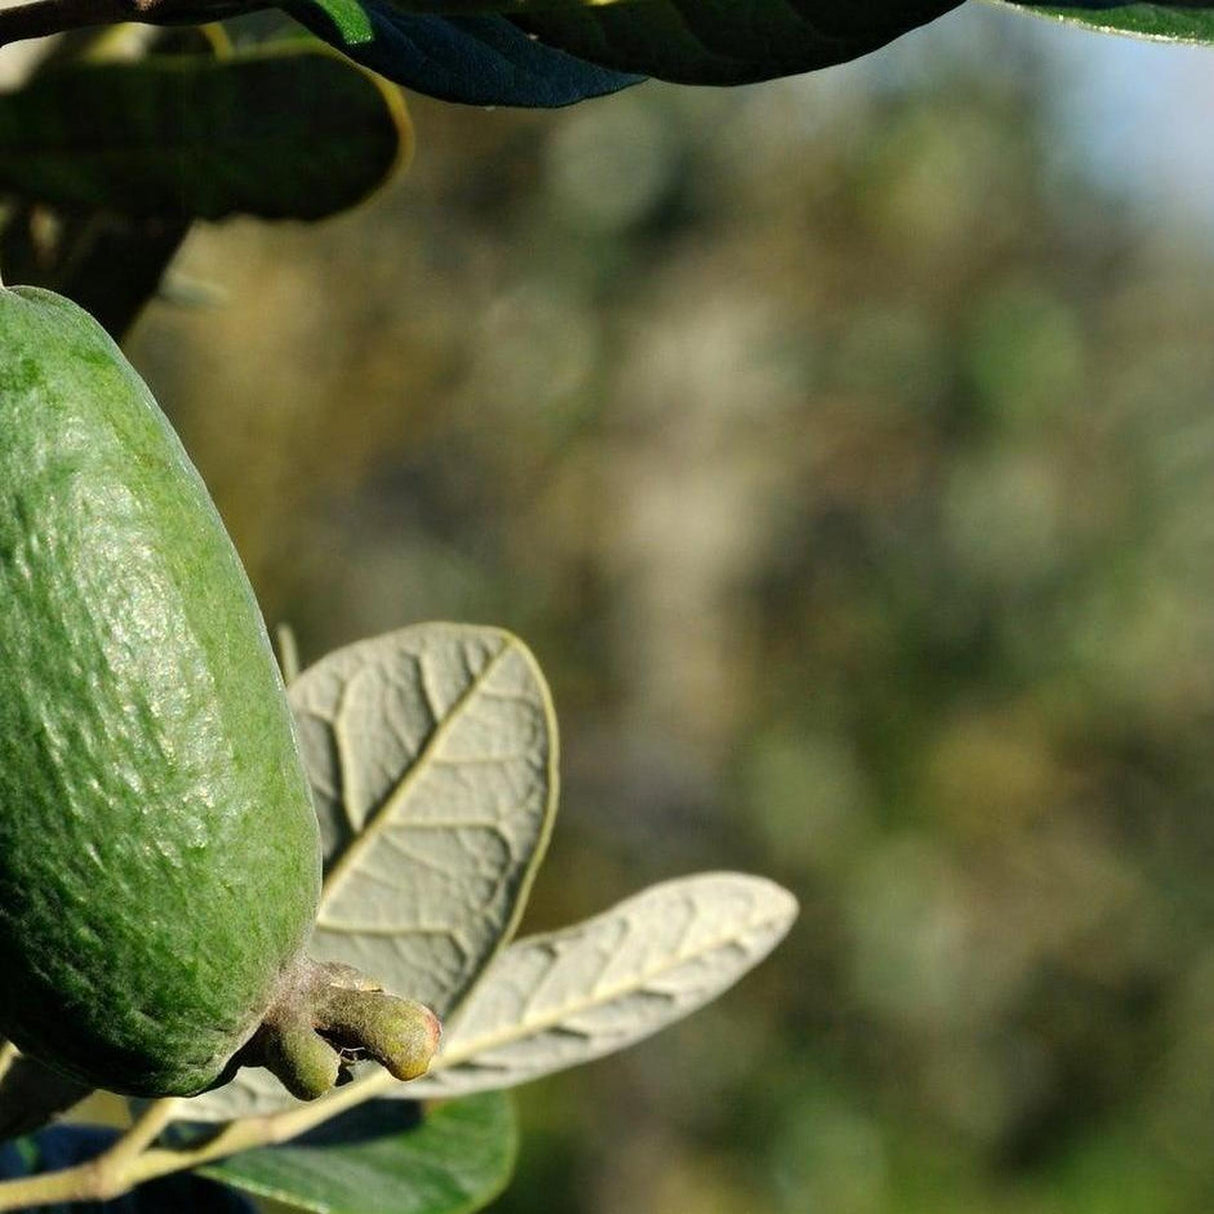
[509,0,966,84]
[289,7,645,107]
[200,1094,516,1214]
[998,0,1214,41]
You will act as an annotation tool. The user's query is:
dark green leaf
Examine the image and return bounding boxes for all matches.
[509,0,965,85]
[0,206,191,341]
[0,47,410,220]
[0,24,221,341]
[997,1,1214,42]
[199,1094,517,1214]
[290,6,644,107]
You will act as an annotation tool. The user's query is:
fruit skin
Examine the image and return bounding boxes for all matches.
[0,286,322,1097]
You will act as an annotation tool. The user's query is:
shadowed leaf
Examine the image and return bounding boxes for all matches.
[509,0,965,84]
[0,46,411,220]
[290,6,644,107]
[200,1094,516,1214]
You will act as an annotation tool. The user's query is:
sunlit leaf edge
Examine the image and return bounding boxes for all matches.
[990,0,1214,43]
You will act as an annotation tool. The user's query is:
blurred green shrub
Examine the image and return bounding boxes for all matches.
[130,22,1214,1213]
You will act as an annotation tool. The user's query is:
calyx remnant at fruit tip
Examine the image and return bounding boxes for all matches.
[233,957,441,1101]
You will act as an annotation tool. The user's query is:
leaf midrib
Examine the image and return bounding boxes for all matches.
[436,901,791,1069]
[319,640,515,910]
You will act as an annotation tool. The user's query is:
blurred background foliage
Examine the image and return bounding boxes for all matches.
[126,8,1214,1211]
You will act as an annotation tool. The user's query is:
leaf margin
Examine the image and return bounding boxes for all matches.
[990,0,1214,43]
[397,870,800,1100]
[197,1092,518,1214]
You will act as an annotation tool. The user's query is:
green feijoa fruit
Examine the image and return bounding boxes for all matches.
[0,287,438,1100]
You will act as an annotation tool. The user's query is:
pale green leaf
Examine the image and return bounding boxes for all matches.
[399,873,798,1099]
[200,1092,516,1214]
[301,624,558,1012]
[169,1062,292,1122]
[182,624,558,1123]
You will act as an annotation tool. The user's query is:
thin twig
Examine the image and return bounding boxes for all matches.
[0,1065,403,1211]
[92,1098,180,1182]
[0,0,128,47]
[0,0,269,49]
[0,1003,460,1208]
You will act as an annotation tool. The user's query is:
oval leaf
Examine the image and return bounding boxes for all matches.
[302,624,558,1012]
[0,46,411,219]
[291,7,645,107]
[199,1093,516,1214]
[184,624,557,1122]
[510,0,965,85]
[401,873,798,1099]
[996,1,1214,42]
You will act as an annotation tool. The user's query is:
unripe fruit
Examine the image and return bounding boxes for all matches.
[0,287,437,1099]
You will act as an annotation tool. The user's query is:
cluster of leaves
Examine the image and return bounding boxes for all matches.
[0,21,414,340]
[297,0,1214,105]
[0,624,795,1210]
[0,0,1210,323]
[0,1,1213,149]
[0,0,1206,352]
[1,0,1213,1210]
[0,594,771,1197]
